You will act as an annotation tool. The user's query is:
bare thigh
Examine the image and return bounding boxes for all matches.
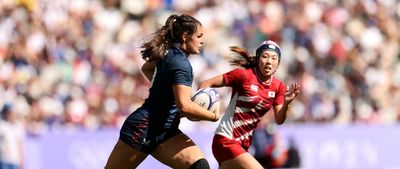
[151,133,206,169]
[105,139,148,169]
[219,152,263,169]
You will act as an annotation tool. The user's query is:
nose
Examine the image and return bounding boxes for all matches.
[265,57,272,64]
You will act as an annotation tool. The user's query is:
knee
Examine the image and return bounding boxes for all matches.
[189,158,210,169]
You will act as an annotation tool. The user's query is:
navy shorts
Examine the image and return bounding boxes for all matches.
[119,107,182,154]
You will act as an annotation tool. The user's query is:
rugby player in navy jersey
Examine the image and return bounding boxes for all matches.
[105,14,219,169]
[199,40,300,169]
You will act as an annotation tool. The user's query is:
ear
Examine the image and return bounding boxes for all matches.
[181,32,189,43]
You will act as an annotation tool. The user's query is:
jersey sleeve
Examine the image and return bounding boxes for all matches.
[223,68,248,87]
[168,55,193,87]
[274,81,286,105]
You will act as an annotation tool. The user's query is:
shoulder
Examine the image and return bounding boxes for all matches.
[226,68,251,76]
[272,77,285,90]
[165,47,190,68]
[272,76,283,84]
[223,68,252,85]
[238,68,255,80]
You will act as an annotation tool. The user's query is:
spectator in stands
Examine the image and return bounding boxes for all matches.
[0,104,24,169]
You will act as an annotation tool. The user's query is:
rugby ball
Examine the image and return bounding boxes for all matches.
[189,88,220,121]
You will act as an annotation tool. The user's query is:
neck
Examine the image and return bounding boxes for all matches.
[174,43,189,56]
[255,68,272,85]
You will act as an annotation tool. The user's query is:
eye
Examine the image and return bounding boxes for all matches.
[261,54,269,58]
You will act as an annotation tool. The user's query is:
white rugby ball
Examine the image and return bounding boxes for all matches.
[189,88,220,121]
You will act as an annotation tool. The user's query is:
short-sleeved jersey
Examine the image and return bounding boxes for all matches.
[142,46,193,112]
[215,68,286,142]
[119,46,193,153]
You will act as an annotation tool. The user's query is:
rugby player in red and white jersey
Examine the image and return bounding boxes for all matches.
[199,40,300,169]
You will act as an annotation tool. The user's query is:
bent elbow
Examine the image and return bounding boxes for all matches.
[275,118,285,125]
[177,102,190,114]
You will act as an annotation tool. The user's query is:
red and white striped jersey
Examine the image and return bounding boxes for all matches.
[215,68,286,142]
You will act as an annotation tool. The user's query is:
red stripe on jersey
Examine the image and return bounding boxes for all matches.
[232,120,260,138]
[235,101,259,108]
[233,110,263,122]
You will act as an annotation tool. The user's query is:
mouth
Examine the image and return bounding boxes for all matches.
[265,66,272,71]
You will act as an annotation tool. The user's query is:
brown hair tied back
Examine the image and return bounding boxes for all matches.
[227,46,256,68]
[141,14,201,63]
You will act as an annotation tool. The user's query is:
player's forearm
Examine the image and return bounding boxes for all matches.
[275,102,290,124]
[199,75,224,89]
[179,101,217,121]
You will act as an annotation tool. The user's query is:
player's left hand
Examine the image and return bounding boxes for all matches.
[285,83,300,103]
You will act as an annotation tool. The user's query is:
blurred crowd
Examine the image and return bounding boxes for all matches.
[1,0,400,135]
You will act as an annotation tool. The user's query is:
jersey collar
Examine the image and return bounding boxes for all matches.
[253,68,273,86]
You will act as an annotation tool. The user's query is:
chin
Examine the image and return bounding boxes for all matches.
[263,71,274,77]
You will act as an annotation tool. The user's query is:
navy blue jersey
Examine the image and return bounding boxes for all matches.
[143,46,193,112]
[119,46,193,153]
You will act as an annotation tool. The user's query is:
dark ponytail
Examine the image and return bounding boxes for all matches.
[227,46,256,68]
[141,14,202,63]
[228,40,282,68]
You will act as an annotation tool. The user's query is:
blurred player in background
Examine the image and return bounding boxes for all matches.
[0,104,24,169]
[105,14,220,169]
[199,40,300,169]
[253,124,301,168]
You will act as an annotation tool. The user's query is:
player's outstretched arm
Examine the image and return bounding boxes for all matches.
[273,83,300,124]
[199,75,225,89]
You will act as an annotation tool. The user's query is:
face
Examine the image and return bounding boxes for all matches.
[257,50,280,77]
[182,25,204,55]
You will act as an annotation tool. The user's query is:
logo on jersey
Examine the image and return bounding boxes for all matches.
[142,138,151,146]
[250,84,258,92]
[268,91,275,98]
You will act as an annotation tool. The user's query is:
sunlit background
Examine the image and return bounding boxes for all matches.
[1,0,400,169]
